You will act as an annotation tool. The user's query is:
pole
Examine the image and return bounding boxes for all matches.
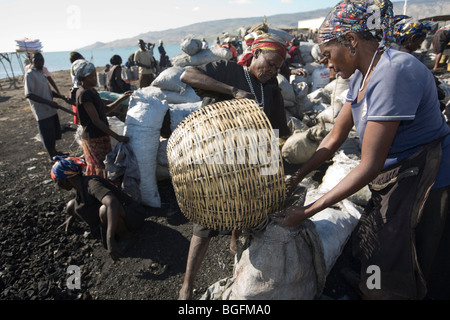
[404,0,408,15]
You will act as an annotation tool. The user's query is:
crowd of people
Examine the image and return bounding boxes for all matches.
[21,0,449,300]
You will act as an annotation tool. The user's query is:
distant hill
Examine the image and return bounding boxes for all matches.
[79,0,450,50]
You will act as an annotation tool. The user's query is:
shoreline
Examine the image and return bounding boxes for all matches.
[0,67,107,90]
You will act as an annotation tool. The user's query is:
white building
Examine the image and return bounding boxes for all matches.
[298,17,326,31]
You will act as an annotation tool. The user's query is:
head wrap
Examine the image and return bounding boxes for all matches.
[244,32,259,47]
[237,33,288,66]
[317,0,395,48]
[71,59,96,80]
[51,156,86,180]
[394,16,436,44]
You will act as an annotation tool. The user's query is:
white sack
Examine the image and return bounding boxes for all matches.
[138,85,200,104]
[181,36,203,56]
[316,103,342,124]
[268,27,295,43]
[282,122,328,164]
[324,77,350,98]
[151,67,187,94]
[293,88,331,117]
[157,138,169,167]
[311,66,331,92]
[277,74,296,103]
[168,101,202,132]
[124,95,169,208]
[309,200,362,274]
[318,151,371,206]
[303,61,323,74]
[299,41,316,63]
[310,44,324,62]
[108,116,125,150]
[202,191,362,301]
[171,46,232,67]
[202,219,325,300]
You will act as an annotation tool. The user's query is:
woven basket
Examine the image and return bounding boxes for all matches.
[167,98,285,230]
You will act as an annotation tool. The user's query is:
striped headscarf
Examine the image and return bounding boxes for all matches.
[238,33,288,66]
[318,0,395,48]
[244,32,261,47]
[51,156,86,180]
[72,59,96,80]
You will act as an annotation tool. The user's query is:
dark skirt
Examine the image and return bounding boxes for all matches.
[353,138,445,299]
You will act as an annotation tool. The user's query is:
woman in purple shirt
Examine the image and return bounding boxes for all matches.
[273,0,450,300]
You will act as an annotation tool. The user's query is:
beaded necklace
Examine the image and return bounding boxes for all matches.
[244,66,264,108]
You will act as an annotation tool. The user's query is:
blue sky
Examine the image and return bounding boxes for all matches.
[0,0,342,52]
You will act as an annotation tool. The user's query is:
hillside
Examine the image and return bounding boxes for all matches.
[79,0,450,50]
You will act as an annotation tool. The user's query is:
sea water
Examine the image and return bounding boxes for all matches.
[0,44,183,80]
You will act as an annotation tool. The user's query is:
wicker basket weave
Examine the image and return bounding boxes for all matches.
[167,98,285,230]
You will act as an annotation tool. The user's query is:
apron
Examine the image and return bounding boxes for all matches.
[353,138,443,300]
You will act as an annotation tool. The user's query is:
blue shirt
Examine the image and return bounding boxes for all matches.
[347,47,450,189]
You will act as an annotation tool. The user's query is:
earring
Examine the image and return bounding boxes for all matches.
[349,47,357,57]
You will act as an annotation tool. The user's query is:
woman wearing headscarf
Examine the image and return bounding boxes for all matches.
[272,0,450,300]
[181,32,291,138]
[393,19,446,113]
[178,33,291,300]
[74,60,132,178]
[393,18,436,54]
[51,156,145,261]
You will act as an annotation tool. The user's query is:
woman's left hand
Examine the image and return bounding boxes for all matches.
[270,205,311,228]
[120,91,133,101]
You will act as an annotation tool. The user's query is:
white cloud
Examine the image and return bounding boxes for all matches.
[192,6,200,11]
[228,0,252,5]
[281,0,292,3]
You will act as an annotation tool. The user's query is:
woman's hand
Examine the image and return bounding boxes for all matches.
[270,204,312,228]
[232,87,253,99]
[119,91,133,101]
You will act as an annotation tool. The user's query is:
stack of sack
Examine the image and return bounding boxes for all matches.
[171,35,232,68]
[276,39,355,166]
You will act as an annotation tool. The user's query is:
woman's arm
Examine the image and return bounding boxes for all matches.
[180,68,253,99]
[105,91,132,114]
[26,93,59,108]
[274,118,400,227]
[285,101,355,195]
[83,100,129,143]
